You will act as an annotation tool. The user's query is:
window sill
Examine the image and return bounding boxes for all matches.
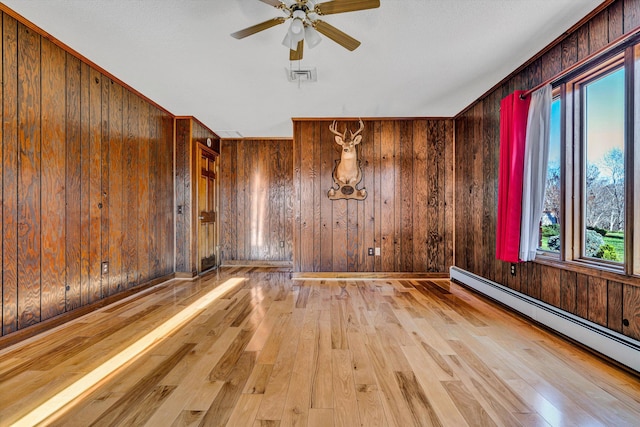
[533,253,640,287]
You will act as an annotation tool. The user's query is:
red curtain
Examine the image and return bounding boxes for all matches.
[497,91,531,263]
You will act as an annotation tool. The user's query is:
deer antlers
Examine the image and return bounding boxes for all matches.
[329,119,365,144]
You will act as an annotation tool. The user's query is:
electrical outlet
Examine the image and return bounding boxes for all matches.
[177,205,183,214]
[375,247,381,256]
[102,262,109,275]
[280,241,285,248]
[510,264,516,276]
[368,248,374,256]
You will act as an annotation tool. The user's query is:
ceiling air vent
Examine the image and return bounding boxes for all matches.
[286,67,317,84]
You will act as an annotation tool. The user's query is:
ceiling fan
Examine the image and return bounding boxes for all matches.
[231,0,380,60]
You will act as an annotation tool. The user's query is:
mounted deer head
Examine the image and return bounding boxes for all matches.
[329,119,364,154]
[327,119,367,200]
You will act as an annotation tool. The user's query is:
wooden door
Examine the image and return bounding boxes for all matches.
[198,146,218,272]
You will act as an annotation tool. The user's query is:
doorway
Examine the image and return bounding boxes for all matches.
[198,145,218,273]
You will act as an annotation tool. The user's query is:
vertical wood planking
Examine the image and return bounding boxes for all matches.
[147,107,159,279]
[399,121,413,272]
[0,11,177,338]
[3,14,19,334]
[576,273,589,319]
[608,281,624,333]
[362,121,375,272]
[608,1,624,40]
[100,76,110,294]
[236,139,246,261]
[284,139,294,262]
[453,0,640,344]
[161,112,174,276]
[293,128,301,271]
[293,118,454,273]
[312,126,323,271]
[123,91,138,287]
[17,23,42,328]
[88,69,102,302]
[589,9,610,53]
[40,38,66,319]
[622,284,640,340]
[137,101,150,282]
[65,54,82,311]
[0,11,2,333]
[320,123,334,271]
[412,121,427,271]
[624,0,640,32]
[481,92,497,281]
[443,120,454,270]
[456,114,469,273]
[174,118,189,272]
[300,126,318,271]
[560,270,577,314]
[587,276,608,326]
[108,81,123,295]
[380,121,395,271]
[373,121,382,272]
[392,121,402,271]
[79,62,90,306]
[220,140,237,262]
[332,199,348,272]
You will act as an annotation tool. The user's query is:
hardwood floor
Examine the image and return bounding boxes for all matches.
[1,267,639,426]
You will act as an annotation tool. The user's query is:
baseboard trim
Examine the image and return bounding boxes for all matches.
[450,266,640,373]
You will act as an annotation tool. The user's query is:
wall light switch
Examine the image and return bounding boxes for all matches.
[375,247,381,256]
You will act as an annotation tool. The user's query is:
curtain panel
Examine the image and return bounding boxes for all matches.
[497,91,530,263]
[520,85,552,261]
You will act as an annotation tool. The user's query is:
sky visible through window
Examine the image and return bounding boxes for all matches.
[585,68,625,177]
[548,68,624,174]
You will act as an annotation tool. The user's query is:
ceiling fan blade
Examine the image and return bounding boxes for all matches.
[258,0,283,7]
[290,40,304,60]
[231,17,286,39]
[315,0,380,15]
[314,20,361,51]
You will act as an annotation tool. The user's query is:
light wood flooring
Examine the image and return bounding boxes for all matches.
[1,267,639,426]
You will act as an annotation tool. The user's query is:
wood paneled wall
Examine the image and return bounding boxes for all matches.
[175,117,219,275]
[219,139,293,263]
[0,12,174,337]
[454,0,640,341]
[293,119,454,272]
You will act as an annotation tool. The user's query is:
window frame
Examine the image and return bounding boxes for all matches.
[537,44,639,277]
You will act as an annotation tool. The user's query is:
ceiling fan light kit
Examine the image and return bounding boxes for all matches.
[231,0,380,61]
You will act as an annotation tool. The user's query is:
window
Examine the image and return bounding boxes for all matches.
[581,66,625,263]
[539,44,639,276]
[539,96,561,253]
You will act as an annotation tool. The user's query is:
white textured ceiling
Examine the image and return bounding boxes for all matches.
[3,0,602,137]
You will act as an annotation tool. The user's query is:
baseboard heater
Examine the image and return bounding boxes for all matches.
[450,266,640,373]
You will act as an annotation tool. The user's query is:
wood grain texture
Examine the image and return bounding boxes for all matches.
[293,118,454,273]
[174,118,219,274]
[0,11,4,338]
[623,283,640,340]
[40,38,67,320]
[1,268,639,426]
[3,13,19,335]
[88,68,102,302]
[0,13,176,338]
[454,0,640,344]
[17,23,42,328]
[108,81,124,296]
[219,139,293,264]
[65,54,82,311]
